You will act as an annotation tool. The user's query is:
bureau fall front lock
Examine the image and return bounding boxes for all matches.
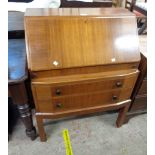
[25,8,140,141]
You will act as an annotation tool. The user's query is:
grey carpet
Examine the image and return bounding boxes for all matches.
[8,113,147,155]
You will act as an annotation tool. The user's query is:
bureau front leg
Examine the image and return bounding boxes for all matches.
[116,102,131,128]
[36,115,47,142]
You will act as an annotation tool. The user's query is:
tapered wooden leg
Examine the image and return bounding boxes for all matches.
[36,116,47,142]
[116,103,131,128]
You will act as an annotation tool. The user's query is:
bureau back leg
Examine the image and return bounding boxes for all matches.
[116,102,131,128]
[36,116,47,142]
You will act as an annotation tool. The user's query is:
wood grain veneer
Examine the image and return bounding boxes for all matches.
[25,8,140,141]
[25,8,140,71]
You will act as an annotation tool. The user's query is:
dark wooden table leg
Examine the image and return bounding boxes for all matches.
[9,82,37,140]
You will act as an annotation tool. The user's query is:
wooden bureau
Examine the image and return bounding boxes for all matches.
[24,8,140,141]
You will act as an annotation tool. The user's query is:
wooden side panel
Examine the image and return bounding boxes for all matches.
[137,79,147,95]
[25,16,140,71]
[130,95,147,111]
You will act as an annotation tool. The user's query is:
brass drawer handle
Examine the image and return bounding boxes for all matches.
[55,89,61,95]
[115,81,122,87]
[112,95,118,101]
[56,103,63,108]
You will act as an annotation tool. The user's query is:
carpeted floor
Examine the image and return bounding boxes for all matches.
[8,112,147,155]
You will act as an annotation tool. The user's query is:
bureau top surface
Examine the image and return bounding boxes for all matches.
[25,8,134,17]
[25,8,140,71]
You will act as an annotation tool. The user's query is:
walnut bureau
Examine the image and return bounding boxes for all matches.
[24,8,140,141]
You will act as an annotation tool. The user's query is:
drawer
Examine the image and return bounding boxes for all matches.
[51,76,136,97]
[34,74,137,100]
[138,80,147,95]
[36,88,132,113]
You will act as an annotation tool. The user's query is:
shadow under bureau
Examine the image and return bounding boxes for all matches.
[24,8,140,141]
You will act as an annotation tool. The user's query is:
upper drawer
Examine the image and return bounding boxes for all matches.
[25,13,140,71]
[33,70,138,101]
[51,74,137,98]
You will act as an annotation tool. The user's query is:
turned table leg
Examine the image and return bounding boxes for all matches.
[9,82,37,140]
[116,102,131,128]
[17,104,37,140]
[36,116,47,142]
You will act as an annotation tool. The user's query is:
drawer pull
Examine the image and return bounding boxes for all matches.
[56,89,61,95]
[56,103,63,108]
[116,81,122,87]
[112,95,118,101]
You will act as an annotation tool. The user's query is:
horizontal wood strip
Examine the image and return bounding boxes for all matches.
[32,69,139,85]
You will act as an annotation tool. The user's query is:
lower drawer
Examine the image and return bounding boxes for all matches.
[36,88,132,113]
